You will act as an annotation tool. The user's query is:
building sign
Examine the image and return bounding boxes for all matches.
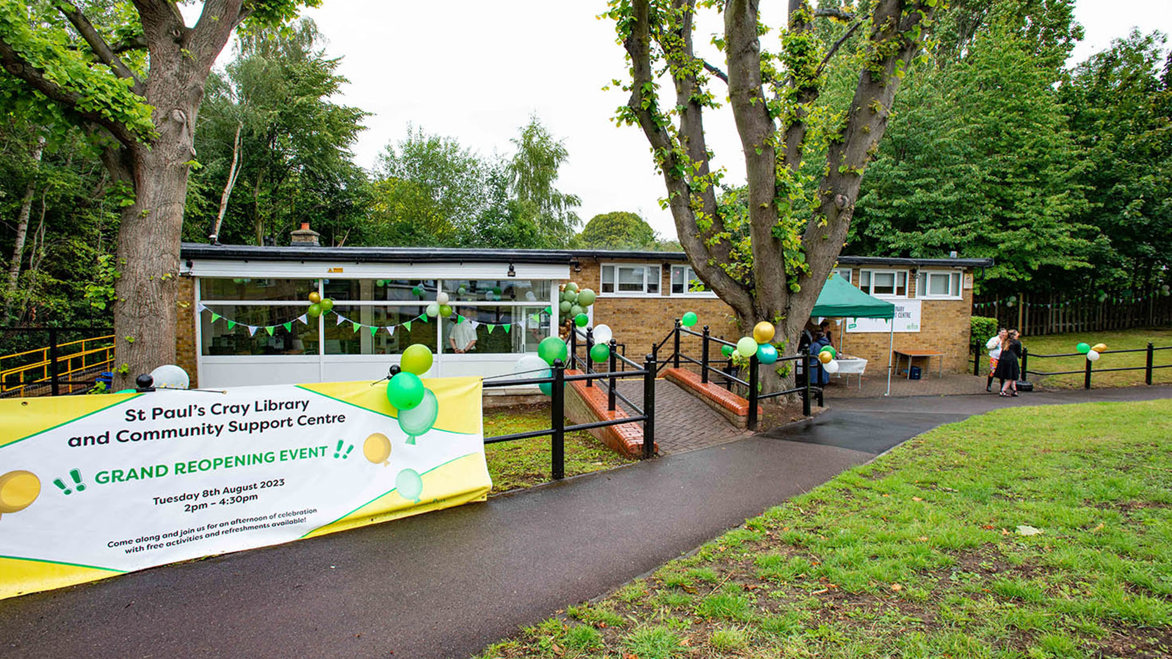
[845,299,922,333]
[0,378,489,600]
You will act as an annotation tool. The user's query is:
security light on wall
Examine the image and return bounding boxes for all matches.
[507,263,516,277]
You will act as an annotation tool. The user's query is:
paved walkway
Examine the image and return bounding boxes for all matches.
[615,378,749,454]
[3,386,1169,659]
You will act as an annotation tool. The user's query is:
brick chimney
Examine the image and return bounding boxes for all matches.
[290,221,320,246]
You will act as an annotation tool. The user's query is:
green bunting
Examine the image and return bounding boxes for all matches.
[352,321,360,333]
[404,320,412,332]
[487,324,496,334]
[265,326,275,336]
[502,324,511,333]
[210,312,222,323]
[370,325,379,337]
[226,320,236,330]
[283,321,292,332]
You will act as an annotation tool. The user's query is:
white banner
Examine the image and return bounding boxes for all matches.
[0,378,490,599]
[845,299,922,333]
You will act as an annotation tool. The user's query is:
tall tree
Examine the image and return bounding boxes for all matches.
[507,116,581,247]
[573,211,658,250]
[606,0,939,384]
[0,0,317,387]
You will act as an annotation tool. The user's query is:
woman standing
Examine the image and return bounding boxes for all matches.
[993,329,1022,397]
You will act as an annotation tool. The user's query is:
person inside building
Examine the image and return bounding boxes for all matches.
[448,309,478,354]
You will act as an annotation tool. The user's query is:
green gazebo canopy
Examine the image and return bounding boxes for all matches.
[811,274,895,319]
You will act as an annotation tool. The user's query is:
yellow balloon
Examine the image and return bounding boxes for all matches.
[0,470,41,518]
[818,351,833,364]
[753,321,775,344]
[363,433,391,465]
[1092,343,1107,353]
[308,292,322,304]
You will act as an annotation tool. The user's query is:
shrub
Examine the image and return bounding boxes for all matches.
[970,316,998,348]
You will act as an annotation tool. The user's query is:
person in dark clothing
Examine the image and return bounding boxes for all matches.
[993,329,1022,397]
[807,331,831,386]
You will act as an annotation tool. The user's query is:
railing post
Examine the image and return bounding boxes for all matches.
[569,323,577,366]
[1084,354,1093,390]
[642,354,655,459]
[551,359,565,480]
[701,325,710,384]
[973,343,980,377]
[48,327,60,396]
[1146,342,1154,385]
[803,358,811,417]
[608,339,617,411]
[1020,347,1029,381]
[672,318,681,369]
[747,355,759,431]
[584,327,594,388]
[725,358,734,391]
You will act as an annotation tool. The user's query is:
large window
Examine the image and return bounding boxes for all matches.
[859,270,908,298]
[916,271,962,299]
[670,265,713,296]
[600,264,660,296]
[834,267,852,283]
[199,277,555,357]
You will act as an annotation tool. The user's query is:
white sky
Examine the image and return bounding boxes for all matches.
[212,1,1172,240]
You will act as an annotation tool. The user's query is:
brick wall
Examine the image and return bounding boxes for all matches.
[176,277,199,388]
[574,259,975,374]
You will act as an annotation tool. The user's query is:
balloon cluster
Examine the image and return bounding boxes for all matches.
[560,282,598,328]
[425,291,454,319]
[1076,341,1108,362]
[306,291,335,318]
[817,344,840,374]
[727,321,784,366]
[386,344,439,444]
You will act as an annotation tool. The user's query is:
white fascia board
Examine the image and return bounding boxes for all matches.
[182,259,570,281]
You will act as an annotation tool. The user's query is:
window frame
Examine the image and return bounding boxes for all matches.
[834,267,852,283]
[599,263,662,297]
[858,269,909,299]
[669,264,716,297]
[915,270,963,300]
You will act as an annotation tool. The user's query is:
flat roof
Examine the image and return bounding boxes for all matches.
[181,243,992,269]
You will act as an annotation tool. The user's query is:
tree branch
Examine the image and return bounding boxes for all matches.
[54,0,144,94]
[813,8,855,22]
[703,59,728,83]
[113,34,148,54]
[816,19,864,77]
[0,36,140,148]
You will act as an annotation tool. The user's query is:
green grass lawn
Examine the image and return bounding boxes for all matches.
[1022,328,1172,389]
[479,399,1172,658]
[484,405,635,494]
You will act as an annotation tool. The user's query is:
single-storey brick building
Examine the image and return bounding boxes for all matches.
[177,237,990,388]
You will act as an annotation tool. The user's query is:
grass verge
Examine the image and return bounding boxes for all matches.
[1022,328,1172,389]
[484,404,635,494]
[479,399,1172,658]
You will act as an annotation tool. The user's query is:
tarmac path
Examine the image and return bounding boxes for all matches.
[2,386,1169,658]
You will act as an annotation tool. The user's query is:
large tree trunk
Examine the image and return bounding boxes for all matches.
[4,135,44,319]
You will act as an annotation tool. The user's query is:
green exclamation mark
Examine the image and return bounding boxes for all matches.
[343,445,354,459]
[333,440,344,459]
[54,478,72,495]
[70,468,86,492]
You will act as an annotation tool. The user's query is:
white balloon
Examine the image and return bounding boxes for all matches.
[824,359,840,374]
[592,324,613,345]
[1086,349,1101,362]
[436,291,450,305]
[525,291,537,301]
[514,354,550,377]
[150,364,190,390]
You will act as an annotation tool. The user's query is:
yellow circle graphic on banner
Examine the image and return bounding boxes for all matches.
[364,433,391,465]
[0,470,41,517]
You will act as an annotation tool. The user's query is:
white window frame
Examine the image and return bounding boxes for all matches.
[669,264,716,297]
[599,263,661,297]
[859,269,908,299]
[916,270,963,300]
[834,267,852,283]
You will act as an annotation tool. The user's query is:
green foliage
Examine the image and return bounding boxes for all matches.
[507,116,581,247]
[970,316,997,348]
[573,211,657,250]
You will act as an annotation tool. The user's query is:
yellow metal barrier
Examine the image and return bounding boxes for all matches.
[0,334,115,396]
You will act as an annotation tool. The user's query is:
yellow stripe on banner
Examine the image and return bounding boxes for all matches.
[298,376,483,435]
[0,394,139,449]
[0,556,124,600]
[302,453,490,539]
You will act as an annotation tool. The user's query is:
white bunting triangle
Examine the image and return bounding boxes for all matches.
[247,326,258,336]
[298,314,308,324]
[335,314,347,326]
[385,326,395,337]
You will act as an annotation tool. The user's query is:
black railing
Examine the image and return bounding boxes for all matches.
[482,350,657,480]
[655,320,824,430]
[1020,342,1172,389]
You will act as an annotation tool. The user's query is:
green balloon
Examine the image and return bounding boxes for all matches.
[819,345,836,359]
[590,343,610,363]
[721,345,734,358]
[401,344,433,375]
[681,311,698,327]
[1075,342,1091,354]
[386,372,425,410]
[570,304,583,317]
[574,313,589,327]
[577,289,596,306]
[425,302,440,317]
[439,304,453,317]
[736,336,758,358]
[538,336,568,365]
[307,303,322,318]
[412,285,423,297]
[559,300,572,314]
[565,282,579,293]
[398,389,438,443]
[320,298,333,312]
[396,468,423,501]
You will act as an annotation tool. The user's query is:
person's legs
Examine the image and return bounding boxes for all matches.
[999,378,1010,396]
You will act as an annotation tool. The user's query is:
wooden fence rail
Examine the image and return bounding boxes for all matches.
[973,291,1172,336]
